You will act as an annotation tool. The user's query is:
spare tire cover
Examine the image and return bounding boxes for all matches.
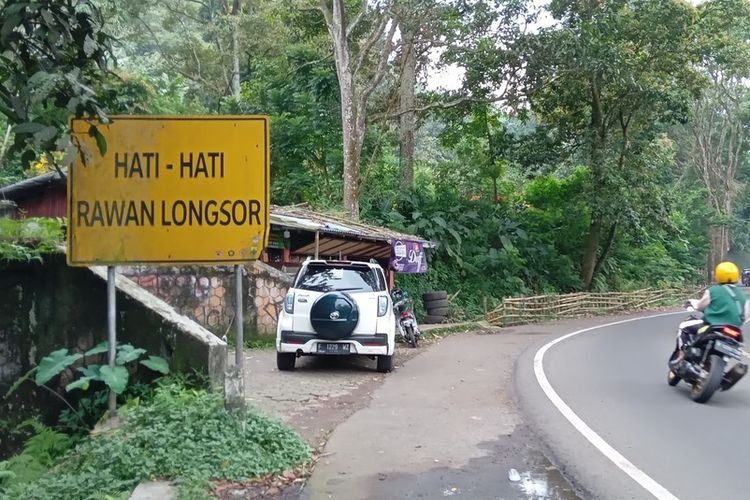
[310,292,360,340]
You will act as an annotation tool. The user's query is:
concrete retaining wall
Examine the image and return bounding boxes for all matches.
[0,253,226,457]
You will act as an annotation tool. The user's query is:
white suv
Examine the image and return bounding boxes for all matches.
[276,259,396,372]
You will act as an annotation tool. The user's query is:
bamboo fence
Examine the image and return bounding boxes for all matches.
[485,287,703,327]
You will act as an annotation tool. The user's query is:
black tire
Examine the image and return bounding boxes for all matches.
[310,292,359,340]
[667,370,681,386]
[426,306,450,316]
[377,355,393,373]
[406,326,418,348]
[424,298,449,309]
[691,354,725,403]
[423,314,446,324]
[277,352,296,371]
[423,291,447,301]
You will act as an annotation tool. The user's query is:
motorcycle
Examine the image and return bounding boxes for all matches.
[668,302,749,404]
[391,288,421,348]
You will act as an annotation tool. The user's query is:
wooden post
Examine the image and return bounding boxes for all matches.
[314,231,320,259]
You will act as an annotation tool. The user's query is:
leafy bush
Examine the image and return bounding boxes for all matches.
[1,384,311,500]
[0,419,72,490]
[0,217,64,262]
[366,165,704,318]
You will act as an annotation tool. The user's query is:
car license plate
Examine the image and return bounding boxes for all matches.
[317,342,350,355]
[715,341,742,359]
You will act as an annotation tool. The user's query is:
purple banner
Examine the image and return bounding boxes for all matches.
[390,240,428,273]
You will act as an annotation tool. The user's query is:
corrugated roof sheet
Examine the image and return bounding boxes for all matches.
[0,168,66,199]
[270,204,435,247]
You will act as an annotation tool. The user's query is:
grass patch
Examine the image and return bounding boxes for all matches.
[224,333,276,350]
[0,217,64,262]
[1,383,311,500]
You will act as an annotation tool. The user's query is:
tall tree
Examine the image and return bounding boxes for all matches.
[686,0,750,277]
[106,0,283,111]
[525,0,701,289]
[392,0,531,189]
[315,0,398,218]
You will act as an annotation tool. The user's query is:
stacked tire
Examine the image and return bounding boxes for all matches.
[423,291,449,324]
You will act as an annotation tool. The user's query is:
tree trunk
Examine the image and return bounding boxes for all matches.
[341,85,360,218]
[591,222,618,284]
[707,224,730,280]
[399,27,416,190]
[581,76,606,290]
[327,0,360,218]
[581,217,602,290]
[229,0,241,101]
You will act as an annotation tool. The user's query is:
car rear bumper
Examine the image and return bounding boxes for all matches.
[277,331,391,356]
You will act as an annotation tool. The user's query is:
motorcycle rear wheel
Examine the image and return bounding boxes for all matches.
[406,326,418,348]
[690,354,725,404]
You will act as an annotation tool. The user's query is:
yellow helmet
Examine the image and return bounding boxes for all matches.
[715,261,740,284]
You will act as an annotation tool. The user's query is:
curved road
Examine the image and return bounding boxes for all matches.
[517,312,750,500]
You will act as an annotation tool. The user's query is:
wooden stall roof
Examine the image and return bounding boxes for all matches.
[270,204,435,259]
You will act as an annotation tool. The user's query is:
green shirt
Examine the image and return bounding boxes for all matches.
[703,285,747,327]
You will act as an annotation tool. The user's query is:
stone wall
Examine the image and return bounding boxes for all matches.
[249,262,293,335]
[0,254,227,457]
[123,265,236,333]
[121,261,293,337]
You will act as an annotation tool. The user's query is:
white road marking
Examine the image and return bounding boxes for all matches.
[534,312,684,500]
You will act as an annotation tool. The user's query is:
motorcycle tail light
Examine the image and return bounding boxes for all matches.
[401,311,410,318]
[722,326,741,338]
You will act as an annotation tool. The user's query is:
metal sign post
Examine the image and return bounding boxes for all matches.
[235,265,244,371]
[107,266,117,415]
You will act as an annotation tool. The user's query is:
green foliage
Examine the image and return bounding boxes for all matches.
[0,0,112,164]
[57,390,109,435]
[0,217,64,262]
[23,342,169,397]
[35,350,83,386]
[2,383,311,499]
[0,419,72,490]
[239,36,343,207]
[139,356,169,374]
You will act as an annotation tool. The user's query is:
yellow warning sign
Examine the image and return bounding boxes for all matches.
[67,116,269,265]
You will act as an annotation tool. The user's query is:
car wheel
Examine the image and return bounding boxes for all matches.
[277,352,296,371]
[377,354,393,373]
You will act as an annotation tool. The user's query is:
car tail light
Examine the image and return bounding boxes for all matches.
[722,326,741,338]
[284,292,295,314]
[377,296,388,316]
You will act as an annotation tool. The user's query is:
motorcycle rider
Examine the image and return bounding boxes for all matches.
[672,261,750,366]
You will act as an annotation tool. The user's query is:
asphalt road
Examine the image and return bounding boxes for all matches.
[516,311,750,500]
[302,328,580,500]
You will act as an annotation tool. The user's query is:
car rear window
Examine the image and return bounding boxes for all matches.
[295,265,384,292]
